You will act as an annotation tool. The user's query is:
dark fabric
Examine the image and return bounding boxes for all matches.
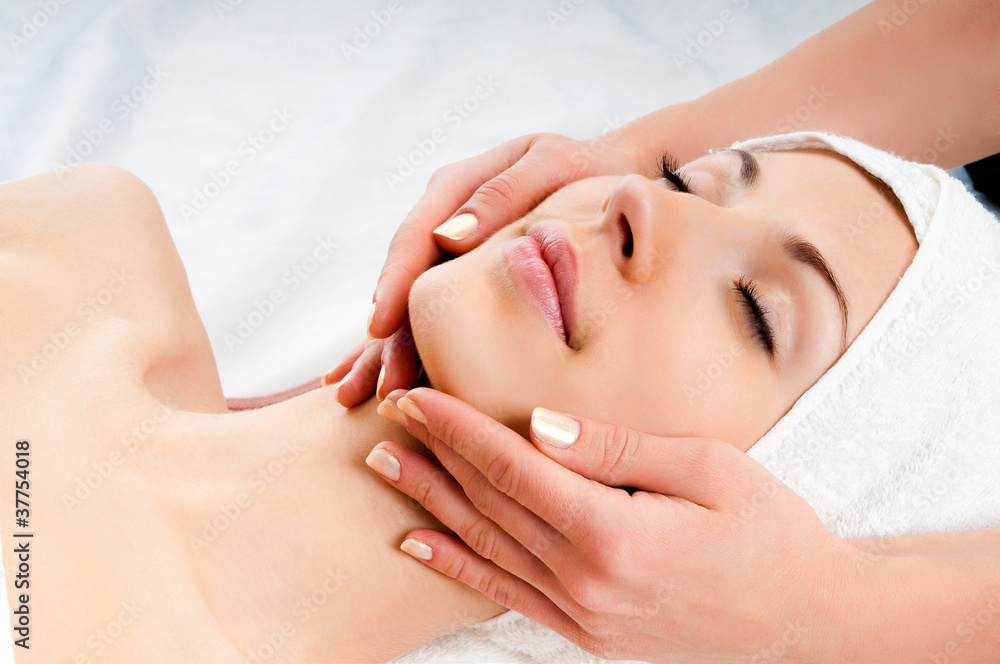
[965,152,1000,207]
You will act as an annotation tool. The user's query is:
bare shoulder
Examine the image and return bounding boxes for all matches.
[0,163,226,413]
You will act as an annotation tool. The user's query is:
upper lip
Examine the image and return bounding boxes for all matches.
[527,221,579,348]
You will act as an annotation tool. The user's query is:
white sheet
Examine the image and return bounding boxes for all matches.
[1,1,921,662]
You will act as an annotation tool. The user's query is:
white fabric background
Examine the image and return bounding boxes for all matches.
[4,1,936,661]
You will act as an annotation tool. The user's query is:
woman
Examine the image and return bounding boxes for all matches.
[0,137,919,662]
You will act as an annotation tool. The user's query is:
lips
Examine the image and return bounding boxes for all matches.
[503,222,578,346]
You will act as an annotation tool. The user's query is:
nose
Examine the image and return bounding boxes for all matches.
[601,174,706,284]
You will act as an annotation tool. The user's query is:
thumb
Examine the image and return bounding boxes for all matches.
[528,407,749,508]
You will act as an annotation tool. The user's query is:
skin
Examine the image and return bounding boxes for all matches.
[0,148,914,662]
[0,165,499,664]
[409,148,916,450]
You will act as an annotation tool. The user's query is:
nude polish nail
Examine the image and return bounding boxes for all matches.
[376,365,386,399]
[400,538,433,561]
[530,407,580,449]
[432,213,478,241]
[396,397,427,425]
[377,398,407,427]
[366,448,401,482]
[366,301,378,339]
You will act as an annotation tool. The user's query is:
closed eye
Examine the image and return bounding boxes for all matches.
[734,275,775,356]
[657,153,692,194]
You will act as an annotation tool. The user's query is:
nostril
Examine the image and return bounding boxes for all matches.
[618,213,633,259]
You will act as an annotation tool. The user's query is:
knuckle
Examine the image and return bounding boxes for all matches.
[474,171,521,213]
[600,424,643,484]
[565,575,607,614]
[484,451,520,496]
[481,571,517,609]
[464,517,501,562]
[410,471,445,509]
[437,416,476,458]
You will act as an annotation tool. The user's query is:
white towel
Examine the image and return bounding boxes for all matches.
[395,132,1000,663]
[737,131,1000,540]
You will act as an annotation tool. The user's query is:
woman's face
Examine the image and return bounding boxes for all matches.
[408,148,917,451]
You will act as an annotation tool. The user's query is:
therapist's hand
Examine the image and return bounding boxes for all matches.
[332,132,643,404]
[369,388,870,663]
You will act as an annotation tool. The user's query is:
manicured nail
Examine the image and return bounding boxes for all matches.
[530,407,580,448]
[322,369,336,387]
[400,538,433,561]
[365,448,401,481]
[433,213,478,241]
[366,301,378,339]
[335,369,354,403]
[376,365,386,399]
[396,396,427,425]
[376,398,407,427]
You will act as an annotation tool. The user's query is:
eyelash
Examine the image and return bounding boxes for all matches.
[657,153,692,193]
[734,276,776,357]
[656,154,771,355]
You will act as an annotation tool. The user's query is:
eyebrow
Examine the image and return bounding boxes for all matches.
[722,148,850,352]
[780,231,850,353]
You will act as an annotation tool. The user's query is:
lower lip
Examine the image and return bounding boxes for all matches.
[504,236,567,343]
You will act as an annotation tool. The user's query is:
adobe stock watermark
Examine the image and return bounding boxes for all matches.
[683,342,746,402]
[545,0,586,31]
[74,600,143,664]
[340,0,404,62]
[244,567,351,664]
[877,0,937,40]
[180,107,293,222]
[214,0,244,21]
[223,235,340,352]
[749,622,810,664]
[51,65,168,173]
[673,0,752,72]
[61,404,175,512]
[927,587,1000,664]
[6,0,72,52]
[17,267,135,385]
[189,439,308,555]
[384,75,502,191]
[551,117,625,189]
[775,84,834,133]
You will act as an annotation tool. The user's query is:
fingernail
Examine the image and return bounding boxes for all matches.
[376,365,386,399]
[366,301,378,339]
[396,396,427,425]
[365,448,401,481]
[376,398,407,427]
[322,370,335,387]
[335,370,354,403]
[530,407,580,449]
[433,213,478,241]
[400,538,433,561]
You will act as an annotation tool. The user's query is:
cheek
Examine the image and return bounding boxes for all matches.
[408,257,557,437]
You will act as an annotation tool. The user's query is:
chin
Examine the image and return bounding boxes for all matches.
[408,259,544,439]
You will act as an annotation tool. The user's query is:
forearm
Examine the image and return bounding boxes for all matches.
[617,0,1000,170]
[839,528,1000,663]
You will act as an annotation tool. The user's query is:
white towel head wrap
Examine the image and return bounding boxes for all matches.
[732,131,1000,538]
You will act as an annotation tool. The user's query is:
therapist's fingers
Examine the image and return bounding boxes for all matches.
[376,319,421,401]
[366,440,557,592]
[368,134,535,340]
[332,340,383,408]
[389,388,615,546]
[378,392,578,567]
[397,528,599,656]
[527,407,754,510]
[322,339,367,387]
